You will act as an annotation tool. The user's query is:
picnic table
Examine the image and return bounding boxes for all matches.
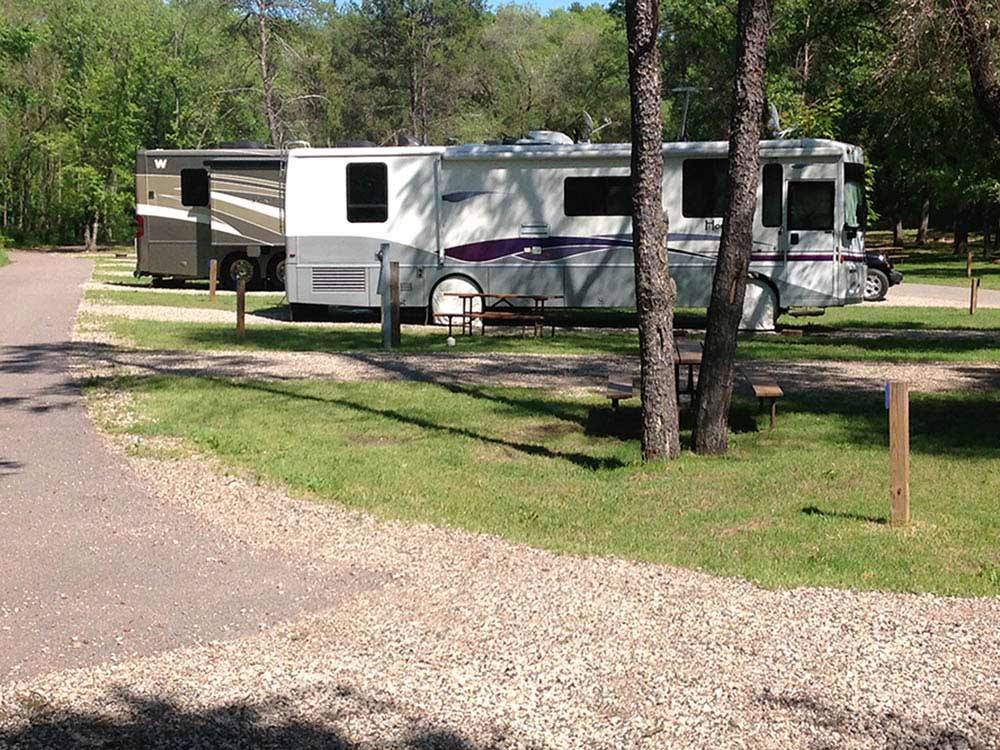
[607,339,703,409]
[605,341,785,428]
[443,292,564,337]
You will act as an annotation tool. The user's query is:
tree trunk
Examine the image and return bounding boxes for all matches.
[916,196,930,245]
[692,0,772,456]
[950,0,1000,137]
[625,0,680,461]
[954,212,969,254]
[257,1,281,146]
[893,217,904,247]
[83,216,99,252]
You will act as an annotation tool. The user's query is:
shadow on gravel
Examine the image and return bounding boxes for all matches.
[0,688,497,750]
[0,458,23,476]
[758,689,997,749]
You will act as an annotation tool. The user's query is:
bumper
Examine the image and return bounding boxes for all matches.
[889,269,904,286]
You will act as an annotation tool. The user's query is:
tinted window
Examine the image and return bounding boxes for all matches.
[844,163,866,229]
[347,162,388,223]
[787,181,834,230]
[180,168,209,207]
[761,163,782,227]
[682,159,728,217]
[564,176,632,216]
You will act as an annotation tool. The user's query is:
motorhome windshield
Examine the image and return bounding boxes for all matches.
[844,163,866,230]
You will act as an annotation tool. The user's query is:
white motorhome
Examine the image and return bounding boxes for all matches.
[283,138,868,329]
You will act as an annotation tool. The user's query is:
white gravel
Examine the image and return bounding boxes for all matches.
[873,282,1000,309]
[78,301,383,328]
[68,326,1000,394]
[1,404,997,749]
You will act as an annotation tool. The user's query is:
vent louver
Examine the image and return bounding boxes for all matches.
[311,267,367,294]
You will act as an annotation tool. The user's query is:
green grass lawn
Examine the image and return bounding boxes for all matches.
[805,305,1000,330]
[867,230,1000,290]
[93,313,1000,362]
[894,250,1000,290]
[0,247,8,268]
[96,375,1000,596]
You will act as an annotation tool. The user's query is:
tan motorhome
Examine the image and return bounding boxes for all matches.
[134,144,286,289]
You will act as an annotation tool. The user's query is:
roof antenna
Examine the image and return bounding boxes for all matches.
[767,101,796,139]
[670,86,709,141]
[578,111,612,143]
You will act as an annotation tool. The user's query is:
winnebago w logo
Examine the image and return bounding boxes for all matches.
[153,159,167,169]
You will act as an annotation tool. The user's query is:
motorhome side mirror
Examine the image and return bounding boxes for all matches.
[843,225,858,241]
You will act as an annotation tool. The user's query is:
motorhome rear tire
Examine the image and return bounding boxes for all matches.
[221,253,261,291]
[429,276,482,326]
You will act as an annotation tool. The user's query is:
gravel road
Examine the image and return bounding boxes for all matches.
[876,281,1000,308]
[1,252,998,748]
[0,252,379,683]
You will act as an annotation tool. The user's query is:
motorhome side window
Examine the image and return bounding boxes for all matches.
[346,162,388,223]
[682,159,728,217]
[843,163,866,229]
[180,169,209,207]
[787,181,835,231]
[564,176,632,216]
[761,163,782,227]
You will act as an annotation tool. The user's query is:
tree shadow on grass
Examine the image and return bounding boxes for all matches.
[800,505,887,525]
[739,332,1000,360]
[0,687,503,750]
[222,379,627,472]
[783,390,1000,459]
[581,398,761,443]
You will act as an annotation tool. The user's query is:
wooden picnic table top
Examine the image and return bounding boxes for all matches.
[443,292,565,301]
[675,340,703,365]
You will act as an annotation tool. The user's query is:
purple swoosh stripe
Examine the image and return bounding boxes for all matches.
[446,235,631,262]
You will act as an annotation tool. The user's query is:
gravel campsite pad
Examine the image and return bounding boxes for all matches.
[69,328,1000,393]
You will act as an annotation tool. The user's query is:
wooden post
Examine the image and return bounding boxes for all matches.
[208,258,218,302]
[970,277,981,315]
[389,261,401,348]
[888,381,910,526]
[236,278,246,339]
[967,250,973,278]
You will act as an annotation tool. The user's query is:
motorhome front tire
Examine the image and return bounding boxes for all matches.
[266,252,286,291]
[429,276,482,326]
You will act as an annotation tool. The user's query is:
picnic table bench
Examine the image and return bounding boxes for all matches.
[444,292,563,337]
